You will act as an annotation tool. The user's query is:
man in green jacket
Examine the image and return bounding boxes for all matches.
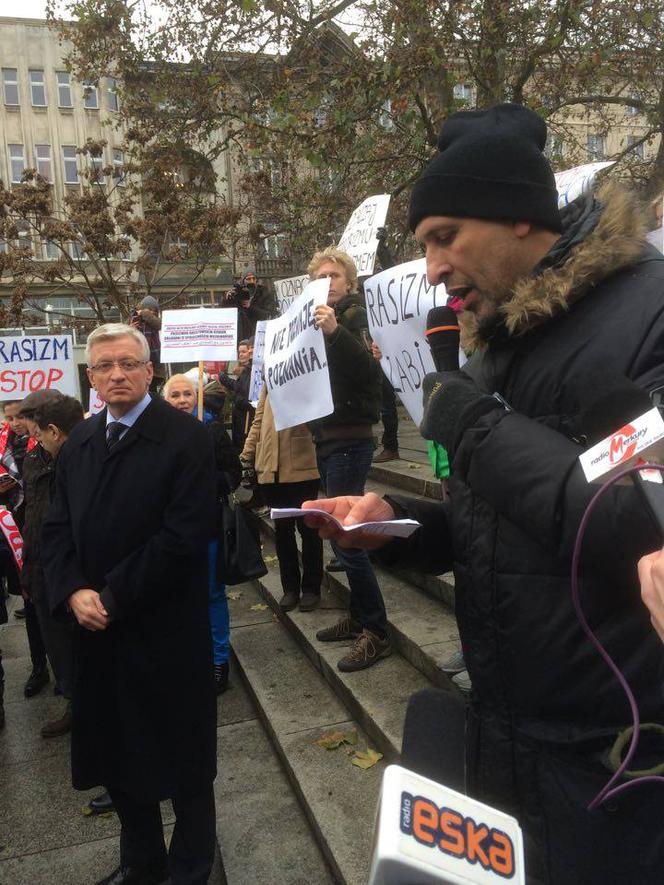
[307,247,390,672]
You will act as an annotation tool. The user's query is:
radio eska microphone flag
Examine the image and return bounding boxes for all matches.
[369,765,525,885]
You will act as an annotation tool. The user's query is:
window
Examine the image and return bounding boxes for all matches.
[15,219,31,250]
[43,239,59,260]
[112,148,125,185]
[56,71,72,107]
[35,145,52,181]
[453,83,474,105]
[2,68,19,105]
[545,133,564,160]
[378,99,394,131]
[62,146,78,184]
[83,80,98,109]
[70,238,85,260]
[8,144,25,183]
[89,153,104,183]
[628,135,645,160]
[29,70,46,107]
[261,226,287,260]
[587,133,606,161]
[107,78,119,112]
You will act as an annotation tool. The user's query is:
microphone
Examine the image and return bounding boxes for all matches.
[577,373,664,540]
[425,306,460,373]
[368,764,526,884]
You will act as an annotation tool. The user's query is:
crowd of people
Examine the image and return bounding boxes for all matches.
[1,101,664,885]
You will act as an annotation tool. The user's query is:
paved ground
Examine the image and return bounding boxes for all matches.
[0,592,227,885]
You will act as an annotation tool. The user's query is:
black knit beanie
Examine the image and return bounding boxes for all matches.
[408,103,562,234]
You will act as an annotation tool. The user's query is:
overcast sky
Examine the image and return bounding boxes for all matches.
[1,1,49,17]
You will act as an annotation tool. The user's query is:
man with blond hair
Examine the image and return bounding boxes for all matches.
[42,323,218,885]
[306,247,389,671]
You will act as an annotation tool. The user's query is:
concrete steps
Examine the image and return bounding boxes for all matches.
[221,452,466,884]
[215,660,335,885]
[227,582,385,885]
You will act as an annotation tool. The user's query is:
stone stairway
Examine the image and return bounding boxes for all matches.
[223,418,463,885]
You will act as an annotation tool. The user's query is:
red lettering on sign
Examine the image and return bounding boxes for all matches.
[609,423,637,465]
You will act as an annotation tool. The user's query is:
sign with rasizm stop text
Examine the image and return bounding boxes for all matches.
[263,279,333,431]
[337,194,391,278]
[160,308,238,362]
[364,258,450,426]
[0,334,76,401]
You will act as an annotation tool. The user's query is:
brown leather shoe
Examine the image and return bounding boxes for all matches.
[373,448,400,463]
[40,704,72,739]
[337,629,392,672]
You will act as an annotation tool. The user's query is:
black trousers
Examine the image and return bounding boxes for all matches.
[380,374,399,450]
[33,595,74,698]
[24,598,47,671]
[107,783,216,885]
[261,479,323,596]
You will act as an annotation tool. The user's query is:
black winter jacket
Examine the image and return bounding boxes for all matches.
[21,445,54,602]
[383,187,664,885]
[308,293,382,442]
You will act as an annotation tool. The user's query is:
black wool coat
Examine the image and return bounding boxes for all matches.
[382,187,664,884]
[42,395,218,802]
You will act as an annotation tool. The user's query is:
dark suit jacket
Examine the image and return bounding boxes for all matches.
[42,395,217,801]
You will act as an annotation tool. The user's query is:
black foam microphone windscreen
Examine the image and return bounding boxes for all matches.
[425,306,460,372]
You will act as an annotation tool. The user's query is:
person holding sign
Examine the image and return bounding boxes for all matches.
[42,324,218,885]
[307,247,389,672]
[304,104,664,882]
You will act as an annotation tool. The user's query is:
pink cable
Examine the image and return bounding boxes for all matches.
[571,462,664,809]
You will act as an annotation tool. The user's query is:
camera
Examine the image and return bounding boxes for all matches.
[224,283,251,306]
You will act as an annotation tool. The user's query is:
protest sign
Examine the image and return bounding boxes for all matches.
[249,320,267,406]
[0,334,76,401]
[88,387,105,415]
[160,308,238,362]
[364,258,449,426]
[337,194,391,277]
[263,278,333,431]
[555,161,614,208]
[274,275,309,315]
[647,227,664,253]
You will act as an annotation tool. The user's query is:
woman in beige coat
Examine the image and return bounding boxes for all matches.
[241,386,323,612]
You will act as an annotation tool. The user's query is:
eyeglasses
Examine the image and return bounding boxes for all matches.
[88,359,148,375]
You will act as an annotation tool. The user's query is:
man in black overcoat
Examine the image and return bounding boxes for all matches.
[42,323,218,885]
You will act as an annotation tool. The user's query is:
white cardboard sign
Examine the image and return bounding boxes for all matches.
[555,161,614,207]
[337,194,391,277]
[274,275,309,316]
[364,258,449,425]
[160,308,238,362]
[263,279,333,431]
[248,320,267,407]
[0,334,76,401]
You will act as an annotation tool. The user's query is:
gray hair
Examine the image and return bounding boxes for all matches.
[86,323,150,365]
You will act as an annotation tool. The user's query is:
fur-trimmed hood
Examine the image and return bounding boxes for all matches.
[460,184,650,352]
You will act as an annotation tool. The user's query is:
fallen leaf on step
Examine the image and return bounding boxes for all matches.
[315,728,358,750]
[263,555,279,564]
[408,463,421,470]
[226,591,243,600]
[249,603,268,612]
[351,748,383,770]
[315,731,346,749]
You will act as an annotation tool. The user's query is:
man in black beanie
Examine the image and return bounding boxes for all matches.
[304,103,664,884]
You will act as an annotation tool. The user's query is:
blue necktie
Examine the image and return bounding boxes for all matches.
[106,421,124,450]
